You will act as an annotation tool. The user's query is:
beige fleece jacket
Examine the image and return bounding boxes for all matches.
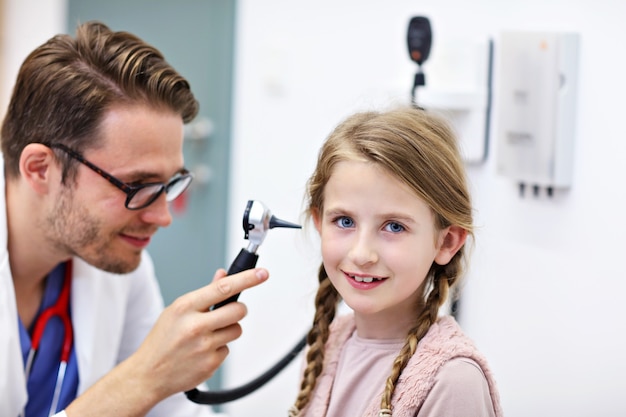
[298,314,503,417]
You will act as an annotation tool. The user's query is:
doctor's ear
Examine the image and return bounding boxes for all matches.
[434,225,467,266]
[19,143,59,193]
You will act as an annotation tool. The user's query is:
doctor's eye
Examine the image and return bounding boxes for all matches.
[333,216,354,229]
[384,222,405,233]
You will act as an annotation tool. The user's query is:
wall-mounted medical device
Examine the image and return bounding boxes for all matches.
[495,31,580,196]
[407,16,432,103]
[411,30,494,165]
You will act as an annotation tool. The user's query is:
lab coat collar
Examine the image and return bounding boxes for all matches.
[0,155,28,416]
[0,154,130,414]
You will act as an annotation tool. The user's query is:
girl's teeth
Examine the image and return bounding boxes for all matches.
[354,276,378,282]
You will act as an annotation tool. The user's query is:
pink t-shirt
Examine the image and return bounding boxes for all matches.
[325,332,496,417]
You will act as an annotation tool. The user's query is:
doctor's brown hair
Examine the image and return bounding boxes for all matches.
[289,107,474,416]
[1,20,198,181]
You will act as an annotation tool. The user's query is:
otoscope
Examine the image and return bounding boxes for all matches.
[185,200,307,405]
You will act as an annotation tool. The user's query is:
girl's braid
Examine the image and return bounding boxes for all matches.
[290,265,340,416]
[379,258,458,413]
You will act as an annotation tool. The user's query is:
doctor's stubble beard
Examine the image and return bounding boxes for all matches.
[42,185,148,274]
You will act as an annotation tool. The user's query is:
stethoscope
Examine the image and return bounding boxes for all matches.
[22,260,73,417]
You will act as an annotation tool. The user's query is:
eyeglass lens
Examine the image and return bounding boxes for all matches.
[127,174,193,210]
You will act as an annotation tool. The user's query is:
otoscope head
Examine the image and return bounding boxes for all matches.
[241,200,301,252]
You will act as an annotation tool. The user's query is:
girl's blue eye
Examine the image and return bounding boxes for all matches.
[385,222,405,233]
[334,216,354,229]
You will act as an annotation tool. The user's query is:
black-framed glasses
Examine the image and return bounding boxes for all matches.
[48,143,193,210]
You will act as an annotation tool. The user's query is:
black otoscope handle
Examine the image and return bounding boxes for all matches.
[184,248,308,404]
[211,248,259,310]
[185,247,263,404]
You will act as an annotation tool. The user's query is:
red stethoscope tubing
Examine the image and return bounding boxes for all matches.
[23,260,73,416]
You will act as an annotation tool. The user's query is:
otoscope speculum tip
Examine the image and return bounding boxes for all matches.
[269,215,302,230]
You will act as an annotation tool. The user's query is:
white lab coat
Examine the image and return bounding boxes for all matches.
[0,156,221,417]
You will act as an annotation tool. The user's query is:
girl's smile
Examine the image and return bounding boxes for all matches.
[343,270,388,289]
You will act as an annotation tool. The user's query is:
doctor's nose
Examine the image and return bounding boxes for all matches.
[139,192,173,227]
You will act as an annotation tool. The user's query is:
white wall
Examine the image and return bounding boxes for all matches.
[226,1,626,417]
[2,1,625,417]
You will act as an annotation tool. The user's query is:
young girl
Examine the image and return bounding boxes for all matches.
[289,107,503,417]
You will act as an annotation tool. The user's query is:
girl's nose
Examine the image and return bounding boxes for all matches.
[349,232,378,266]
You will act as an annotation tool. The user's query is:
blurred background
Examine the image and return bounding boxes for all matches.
[1,1,625,416]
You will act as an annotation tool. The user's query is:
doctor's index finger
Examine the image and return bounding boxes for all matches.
[201,268,269,310]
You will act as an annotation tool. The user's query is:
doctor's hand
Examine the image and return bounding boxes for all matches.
[135,267,270,395]
[64,267,269,417]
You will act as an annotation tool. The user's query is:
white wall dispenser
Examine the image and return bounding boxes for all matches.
[495,31,580,197]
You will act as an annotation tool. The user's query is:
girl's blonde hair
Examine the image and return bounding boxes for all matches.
[290,106,474,416]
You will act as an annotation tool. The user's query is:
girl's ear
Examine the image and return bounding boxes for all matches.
[434,225,467,266]
[311,208,322,233]
[19,143,58,194]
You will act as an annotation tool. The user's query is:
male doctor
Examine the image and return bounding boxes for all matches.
[0,21,269,416]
